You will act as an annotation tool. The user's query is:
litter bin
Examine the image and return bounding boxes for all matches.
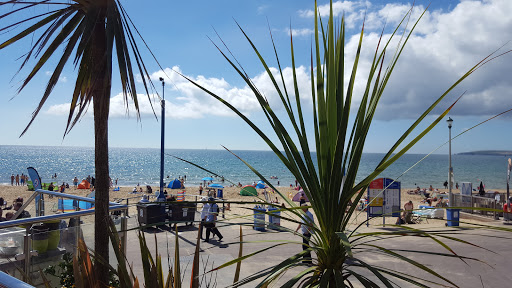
[503,203,512,222]
[446,208,460,227]
[253,206,266,231]
[137,203,166,226]
[167,202,197,226]
[267,207,282,231]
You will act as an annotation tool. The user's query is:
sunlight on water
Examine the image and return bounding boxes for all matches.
[0,145,509,189]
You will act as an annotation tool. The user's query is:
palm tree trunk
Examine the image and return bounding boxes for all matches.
[93,95,110,286]
[92,5,111,285]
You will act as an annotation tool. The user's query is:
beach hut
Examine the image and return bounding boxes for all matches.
[77,180,90,189]
[167,179,182,189]
[240,185,257,196]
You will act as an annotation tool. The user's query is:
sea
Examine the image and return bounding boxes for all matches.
[0,145,510,190]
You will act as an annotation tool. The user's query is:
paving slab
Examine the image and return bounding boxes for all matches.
[118,213,512,287]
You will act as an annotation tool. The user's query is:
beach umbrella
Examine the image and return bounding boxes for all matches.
[257,180,265,184]
[208,183,224,189]
[292,190,309,202]
[202,177,215,181]
[255,183,266,189]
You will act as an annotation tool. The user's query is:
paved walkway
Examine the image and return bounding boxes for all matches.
[118,213,512,287]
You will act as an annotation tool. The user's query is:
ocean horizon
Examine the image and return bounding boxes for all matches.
[1,145,510,190]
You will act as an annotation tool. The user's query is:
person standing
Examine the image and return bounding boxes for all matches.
[299,193,307,206]
[199,184,203,196]
[10,174,14,186]
[73,177,79,188]
[295,203,314,265]
[205,197,223,242]
[199,197,210,240]
[15,174,19,186]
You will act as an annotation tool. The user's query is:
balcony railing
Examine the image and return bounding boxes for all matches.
[0,189,128,285]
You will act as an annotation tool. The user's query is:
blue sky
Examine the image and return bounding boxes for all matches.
[0,0,511,154]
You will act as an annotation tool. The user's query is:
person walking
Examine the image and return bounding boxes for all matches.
[204,197,223,243]
[199,197,210,240]
[295,203,315,265]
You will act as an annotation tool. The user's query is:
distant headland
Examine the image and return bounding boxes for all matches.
[457,150,512,156]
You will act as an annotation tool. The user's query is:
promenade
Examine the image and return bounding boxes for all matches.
[119,214,512,287]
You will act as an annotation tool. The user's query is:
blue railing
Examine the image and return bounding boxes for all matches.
[0,271,35,287]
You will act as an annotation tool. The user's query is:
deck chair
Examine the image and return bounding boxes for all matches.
[412,210,430,224]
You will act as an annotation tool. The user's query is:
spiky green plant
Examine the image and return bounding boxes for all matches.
[179,1,510,287]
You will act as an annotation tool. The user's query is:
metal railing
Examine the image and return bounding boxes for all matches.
[452,194,500,219]
[0,189,128,284]
[0,271,35,288]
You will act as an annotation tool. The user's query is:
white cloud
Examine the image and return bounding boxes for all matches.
[299,1,364,18]
[339,0,512,119]
[257,5,268,14]
[46,65,313,120]
[288,28,314,37]
[44,71,68,83]
[45,0,512,122]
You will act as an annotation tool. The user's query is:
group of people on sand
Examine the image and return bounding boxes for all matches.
[396,195,448,224]
[0,196,31,222]
[10,173,28,186]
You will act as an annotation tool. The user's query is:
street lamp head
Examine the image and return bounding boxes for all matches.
[159,77,164,82]
[447,117,453,128]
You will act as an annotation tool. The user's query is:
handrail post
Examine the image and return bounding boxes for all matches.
[121,208,128,256]
[494,200,497,219]
[23,226,31,282]
[471,196,474,214]
[75,205,80,249]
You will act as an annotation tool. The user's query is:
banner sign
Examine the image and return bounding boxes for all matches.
[27,167,44,216]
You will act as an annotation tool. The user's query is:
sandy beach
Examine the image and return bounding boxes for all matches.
[0,183,505,229]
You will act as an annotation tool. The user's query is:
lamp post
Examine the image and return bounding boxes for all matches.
[447,117,453,207]
[159,77,165,194]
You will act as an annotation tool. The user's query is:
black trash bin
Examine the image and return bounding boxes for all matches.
[166,202,197,226]
[137,203,166,227]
